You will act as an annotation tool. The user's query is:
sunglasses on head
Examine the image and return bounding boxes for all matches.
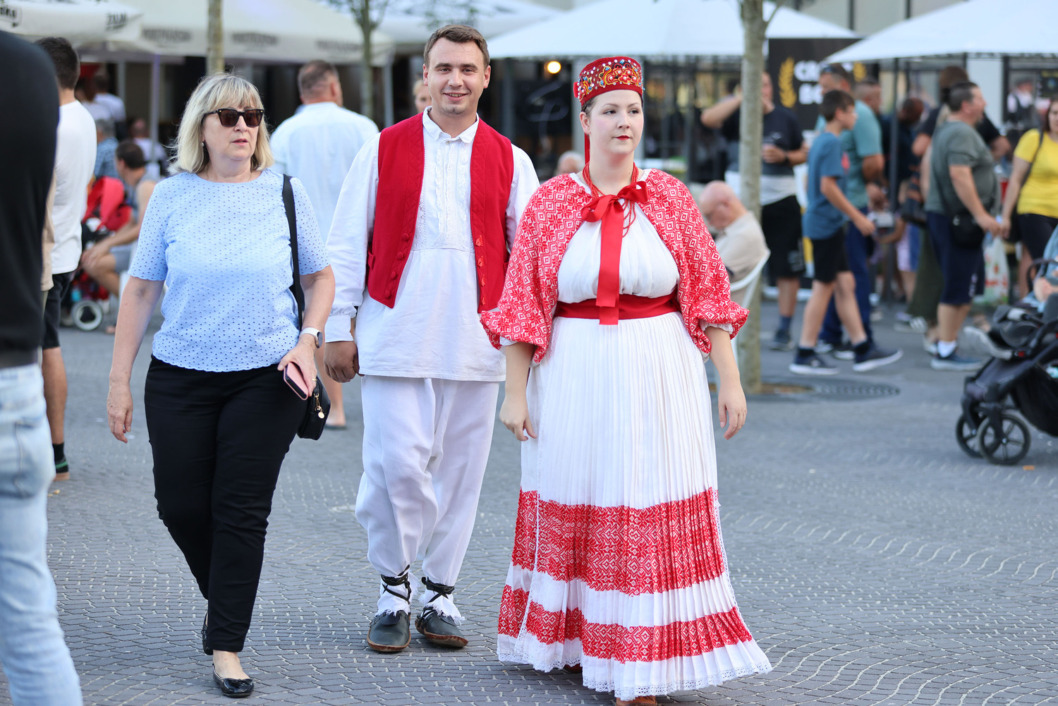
[205,108,264,128]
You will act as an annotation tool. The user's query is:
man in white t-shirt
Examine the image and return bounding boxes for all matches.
[272,60,379,430]
[36,37,97,481]
[92,73,126,136]
[130,117,167,181]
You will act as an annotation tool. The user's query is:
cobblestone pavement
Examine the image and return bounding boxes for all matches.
[2,303,1057,705]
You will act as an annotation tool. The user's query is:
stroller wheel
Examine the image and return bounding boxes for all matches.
[70,300,105,331]
[977,412,1031,466]
[955,414,983,458]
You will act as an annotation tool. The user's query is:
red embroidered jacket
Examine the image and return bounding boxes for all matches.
[481,169,748,363]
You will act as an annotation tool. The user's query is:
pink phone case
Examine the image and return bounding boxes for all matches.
[283,363,311,400]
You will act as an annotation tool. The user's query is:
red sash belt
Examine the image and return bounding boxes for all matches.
[554,294,679,321]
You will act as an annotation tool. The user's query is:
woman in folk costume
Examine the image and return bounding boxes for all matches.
[481,58,772,705]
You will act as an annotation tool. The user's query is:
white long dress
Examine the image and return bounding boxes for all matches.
[497,172,772,700]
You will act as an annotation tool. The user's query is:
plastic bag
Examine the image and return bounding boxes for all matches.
[980,234,1010,306]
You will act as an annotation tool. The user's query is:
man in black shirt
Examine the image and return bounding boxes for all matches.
[702,71,808,350]
[0,30,83,704]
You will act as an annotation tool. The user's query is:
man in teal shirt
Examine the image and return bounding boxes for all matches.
[814,64,884,355]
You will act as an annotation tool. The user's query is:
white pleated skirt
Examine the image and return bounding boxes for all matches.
[497,312,772,700]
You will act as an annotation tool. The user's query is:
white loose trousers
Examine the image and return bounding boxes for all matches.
[357,375,499,613]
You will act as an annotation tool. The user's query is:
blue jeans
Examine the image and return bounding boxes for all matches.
[0,364,82,705]
[821,209,873,345]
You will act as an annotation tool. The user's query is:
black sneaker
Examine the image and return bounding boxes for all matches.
[816,340,854,360]
[790,351,839,375]
[770,329,794,351]
[852,344,903,372]
[831,341,855,360]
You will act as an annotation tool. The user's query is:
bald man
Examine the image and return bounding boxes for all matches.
[698,181,770,286]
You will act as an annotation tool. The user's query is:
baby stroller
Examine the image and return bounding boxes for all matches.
[62,177,130,331]
[955,284,1058,465]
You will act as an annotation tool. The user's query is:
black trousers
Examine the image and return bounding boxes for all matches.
[144,358,302,652]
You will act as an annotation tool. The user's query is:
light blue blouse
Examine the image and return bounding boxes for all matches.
[130,169,328,372]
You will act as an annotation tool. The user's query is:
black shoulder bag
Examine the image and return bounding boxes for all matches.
[282,175,330,440]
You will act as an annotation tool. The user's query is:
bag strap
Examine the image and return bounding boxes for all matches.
[282,174,306,330]
[1021,128,1047,186]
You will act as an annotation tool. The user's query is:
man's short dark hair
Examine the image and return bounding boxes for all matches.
[115,139,146,170]
[93,73,111,94]
[424,24,489,67]
[855,76,880,89]
[297,60,338,97]
[820,63,851,88]
[821,89,855,121]
[947,81,979,112]
[36,37,79,90]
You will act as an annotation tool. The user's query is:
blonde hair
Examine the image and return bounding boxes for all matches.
[171,73,274,174]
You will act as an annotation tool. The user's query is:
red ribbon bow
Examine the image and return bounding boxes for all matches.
[580,170,649,325]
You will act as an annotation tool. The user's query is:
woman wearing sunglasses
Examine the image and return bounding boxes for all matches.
[106,74,334,698]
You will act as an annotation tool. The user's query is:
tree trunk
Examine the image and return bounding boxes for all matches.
[738,0,769,394]
[207,0,224,76]
[358,0,375,123]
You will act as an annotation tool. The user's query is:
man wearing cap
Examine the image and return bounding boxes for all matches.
[324,24,538,653]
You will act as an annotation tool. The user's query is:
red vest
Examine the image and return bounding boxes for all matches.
[369,114,515,311]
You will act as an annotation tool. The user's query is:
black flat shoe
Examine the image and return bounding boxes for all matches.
[213,669,254,698]
[201,615,212,655]
[366,611,411,653]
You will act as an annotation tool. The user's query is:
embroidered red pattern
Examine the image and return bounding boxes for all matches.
[510,489,726,594]
[481,170,747,362]
[499,586,754,662]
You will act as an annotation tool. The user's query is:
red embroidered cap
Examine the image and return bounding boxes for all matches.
[575,56,643,107]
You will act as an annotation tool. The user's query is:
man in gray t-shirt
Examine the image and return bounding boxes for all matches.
[926,122,997,217]
[924,81,1001,371]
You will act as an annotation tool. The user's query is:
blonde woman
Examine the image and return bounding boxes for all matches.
[107,74,333,698]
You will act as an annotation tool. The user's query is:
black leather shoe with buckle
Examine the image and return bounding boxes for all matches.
[366,571,412,653]
[415,577,468,648]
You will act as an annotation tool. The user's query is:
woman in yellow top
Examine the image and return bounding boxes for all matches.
[1001,100,1058,296]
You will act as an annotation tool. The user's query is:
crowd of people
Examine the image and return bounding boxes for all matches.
[696,62,1058,377]
[2,25,775,706]
[4,20,1057,706]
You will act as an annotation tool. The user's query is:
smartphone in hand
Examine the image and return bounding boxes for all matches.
[283,362,311,400]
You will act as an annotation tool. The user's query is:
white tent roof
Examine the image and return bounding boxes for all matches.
[827,0,1058,63]
[1,0,143,42]
[109,0,393,65]
[487,0,856,59]
[378,0,558,48]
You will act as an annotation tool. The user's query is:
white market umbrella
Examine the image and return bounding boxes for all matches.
[379,0,558,49]
[487,0,856,59]
[826,0,1058,62]
[1,0,143,42]
[112,0,394,65]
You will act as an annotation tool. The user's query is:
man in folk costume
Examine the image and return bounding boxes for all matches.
[324,25,539,653]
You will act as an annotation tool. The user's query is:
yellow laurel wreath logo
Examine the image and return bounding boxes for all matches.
[779,57,796,108]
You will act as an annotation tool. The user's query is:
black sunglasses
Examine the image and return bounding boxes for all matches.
[204,108,264,128]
